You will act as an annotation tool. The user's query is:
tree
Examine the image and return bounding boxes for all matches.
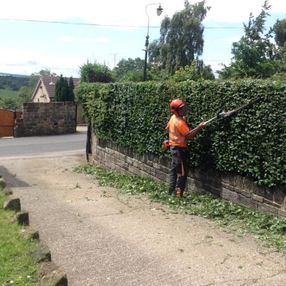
[80,62,114,83]
[272,19,286,66]
[218,1,278,79]
[55,75,69,101]
[18,86,32,104]
[0,97,15,110]
[68,77,75,101]
[171,60,215,82]
[273,19,286,48]
[149,0,209,75]
[55,76,75,102]
[112,58,145,82]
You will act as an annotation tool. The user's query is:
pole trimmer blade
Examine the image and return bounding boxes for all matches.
[204,97,260,126]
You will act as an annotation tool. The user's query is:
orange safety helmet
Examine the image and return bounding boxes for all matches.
[170,99,186,115]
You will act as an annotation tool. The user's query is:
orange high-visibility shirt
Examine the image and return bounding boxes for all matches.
[166,114,190,148]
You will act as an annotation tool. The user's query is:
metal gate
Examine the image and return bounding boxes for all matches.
[0,109,22,137]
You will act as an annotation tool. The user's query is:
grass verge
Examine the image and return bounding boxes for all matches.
[0,192,39,286]
[75,164,286,253]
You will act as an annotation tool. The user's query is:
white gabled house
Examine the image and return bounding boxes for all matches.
[31,75,80,102]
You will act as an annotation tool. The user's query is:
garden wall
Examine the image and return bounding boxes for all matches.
[78,80,285,218]
[14,102,77,137]
[91,135,286,218]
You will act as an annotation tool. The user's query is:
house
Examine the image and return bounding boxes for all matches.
[31,75,80,102]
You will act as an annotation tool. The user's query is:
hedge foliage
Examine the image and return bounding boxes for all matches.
[77,80,286,189]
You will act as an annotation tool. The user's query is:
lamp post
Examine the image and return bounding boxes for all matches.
[143,3,163,81]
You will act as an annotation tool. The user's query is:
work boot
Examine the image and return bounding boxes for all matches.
[175,188,183,198]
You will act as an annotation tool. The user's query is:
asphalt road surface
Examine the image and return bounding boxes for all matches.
[0,127,86,159]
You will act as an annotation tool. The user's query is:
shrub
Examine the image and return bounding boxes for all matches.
[77,79,286,189]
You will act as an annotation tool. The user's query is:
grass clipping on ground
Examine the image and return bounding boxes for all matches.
[0,192,38,286]
[75,164,286,254]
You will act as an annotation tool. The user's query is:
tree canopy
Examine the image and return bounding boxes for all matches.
[112,58,144,82]
[80,62,114,83]
[54,75,75,102]
[170,61,215,82]
[149,0,210,75]
[218,1,286,79]
[273,19,286,48]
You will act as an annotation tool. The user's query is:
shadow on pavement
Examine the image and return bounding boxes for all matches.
[0,166,30,187]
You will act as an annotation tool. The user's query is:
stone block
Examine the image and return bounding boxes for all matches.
[155,169,168,182]
[128,165,139,175]
[263,198,281,208]
[237,194,257,209]
[0,187,13,196]
[273,188,286,205]
[21,227,40,240]
[236,188,252,198]
[126,157,134,165]
[221,188,239,201]
[158,165,170,174]
[4,197,21,211]
[14,211,29,226]
[32,242,51,263]
[140,163,154,175]
[252,194,264,203]
[257,203,278,216]
[40,261,68,286]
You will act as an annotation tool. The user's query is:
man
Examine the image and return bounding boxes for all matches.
[166,99,206,197]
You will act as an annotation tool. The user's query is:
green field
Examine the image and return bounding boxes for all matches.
[0,88,18,99]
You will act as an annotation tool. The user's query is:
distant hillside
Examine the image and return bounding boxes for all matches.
[0,74,31,91]
[0,72,30,78]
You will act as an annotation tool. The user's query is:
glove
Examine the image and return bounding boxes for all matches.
[162,140,170,151]
[199,122,206,129]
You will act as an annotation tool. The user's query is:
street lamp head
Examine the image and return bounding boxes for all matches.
[157,4,163,16]
[143,2,163,81]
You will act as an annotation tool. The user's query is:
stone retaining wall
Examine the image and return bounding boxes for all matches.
[15,102,77,137]
[91,135,286,217]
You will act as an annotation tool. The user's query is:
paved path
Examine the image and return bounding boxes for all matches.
[1,154,286,286]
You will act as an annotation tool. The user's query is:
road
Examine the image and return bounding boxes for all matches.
[0,127,86,159]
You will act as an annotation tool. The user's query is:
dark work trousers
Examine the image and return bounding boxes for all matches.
[169,148,190,195]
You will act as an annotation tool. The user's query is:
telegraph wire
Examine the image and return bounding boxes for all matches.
[0,17,244,29]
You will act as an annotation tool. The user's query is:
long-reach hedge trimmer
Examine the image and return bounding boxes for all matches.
[163,97,260,151]
[203,97,260,126]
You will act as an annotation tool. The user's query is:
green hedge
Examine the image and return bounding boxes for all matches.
[77,80,286,189]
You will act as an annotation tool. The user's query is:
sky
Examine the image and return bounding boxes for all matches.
[0,0,285,78]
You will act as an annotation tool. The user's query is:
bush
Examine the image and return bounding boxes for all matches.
[77,80,286,189]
